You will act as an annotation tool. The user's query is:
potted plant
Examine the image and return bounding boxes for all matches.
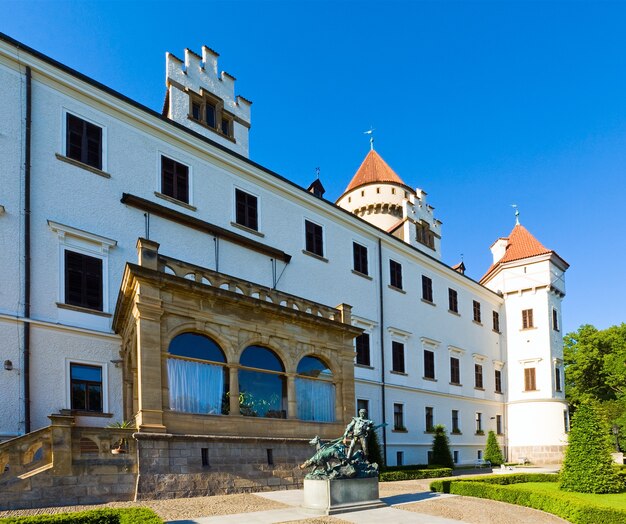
[107,420,134,454]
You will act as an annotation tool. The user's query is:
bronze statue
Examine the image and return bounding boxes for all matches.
[300,409,379,480]
[343,408,374,459]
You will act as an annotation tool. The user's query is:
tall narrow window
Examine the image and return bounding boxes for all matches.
[353,242,369,275]
[355,333,371,366]
[235,189,258,231]
[392,341,405,373]
[522,309,534,329]
[161,156,189,204]
[221,117,231,137]
[65,251,103,311]
[555,367,562,392]
[475,412,483,433]
[425,406,434,432]
[396,451,404,465]
[393,403,404,430]
[495,369,502,393]
[496,414,502,435]
[70,363,103,412]
[563,410,569,433]
[450,357,460,384]
[552,308,559,331]
[473,300,482,323]
[474,364,484,389]
[451,410,460,433]
[66,113,102,170]
[492,311,500,332]
[448,288,458,313]
[524,367,537,391]
[390,260,403,289]
[304,220,324,257]
[422,275,433,302]
[423,350,435,379]
[453,450,459,463]
[205,101,216,128]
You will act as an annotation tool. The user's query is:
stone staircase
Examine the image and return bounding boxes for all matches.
[0,414,137,510]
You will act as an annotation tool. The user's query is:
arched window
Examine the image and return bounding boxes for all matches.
[239,346,286,418]
[167,333,227,415]
[296,356,335,422]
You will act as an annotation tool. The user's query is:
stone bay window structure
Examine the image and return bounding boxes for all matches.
[114,238,358,438]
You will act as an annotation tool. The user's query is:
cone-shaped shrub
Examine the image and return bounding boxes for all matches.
[484,430,504,466]
[560,402,623,493]
[367,427,384,467]
[431,424,454,468]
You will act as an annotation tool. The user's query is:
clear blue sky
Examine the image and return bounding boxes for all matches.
[3,0,625,334]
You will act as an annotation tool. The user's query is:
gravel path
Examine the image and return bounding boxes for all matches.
[0,477,569,524]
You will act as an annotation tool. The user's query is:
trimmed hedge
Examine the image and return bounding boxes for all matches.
[380,467,452,482]
[0,508,163,524]
[430,474,626,524]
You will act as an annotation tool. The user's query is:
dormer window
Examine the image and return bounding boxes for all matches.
[189,93,233,139]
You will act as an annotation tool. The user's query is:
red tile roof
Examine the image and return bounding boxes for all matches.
[480,224,564,283]
[341,149,410,196]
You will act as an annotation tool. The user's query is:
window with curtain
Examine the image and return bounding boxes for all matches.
[239,346,287,418]
[296,355,335,422]
[167,333,227,415]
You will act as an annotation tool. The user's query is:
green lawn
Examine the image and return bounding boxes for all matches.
[508,482,626,510]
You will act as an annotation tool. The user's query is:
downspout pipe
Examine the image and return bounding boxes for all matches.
[23,65,32,434]
[378,238,387,464]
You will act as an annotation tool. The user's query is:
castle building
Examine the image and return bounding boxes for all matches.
[0,34,569,506]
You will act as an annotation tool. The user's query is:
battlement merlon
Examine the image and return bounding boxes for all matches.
[165,48,252,123]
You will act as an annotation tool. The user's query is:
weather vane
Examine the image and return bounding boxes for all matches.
[511,204,520,225]
[364,127,375,151]
[315,167,320,179]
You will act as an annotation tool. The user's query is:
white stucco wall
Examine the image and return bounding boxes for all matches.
[0,38,566,465]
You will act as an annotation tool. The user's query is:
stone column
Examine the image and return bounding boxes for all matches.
[134,294,166,433]
[48,414,74,476]
[228,365,239,415]
[287,373,297,419]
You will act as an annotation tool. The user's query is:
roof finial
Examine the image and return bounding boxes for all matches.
[511,204,520,225]
[315,166,320,180]
[364,127,375,151]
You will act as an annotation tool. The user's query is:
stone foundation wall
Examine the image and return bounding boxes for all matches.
[509,445,565,465]
[135,433,312,500]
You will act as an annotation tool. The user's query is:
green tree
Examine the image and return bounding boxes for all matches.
[483,430,504,466]
[560,402,622,493]
[564,323,626,450]
[564,324,626,404]
[431,424,453,468]
[367,428,384,468]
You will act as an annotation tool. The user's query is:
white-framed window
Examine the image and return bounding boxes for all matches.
[233,186,260,231]
[303,218,325,258]
[65,358,109,414]
[61,107,108,172]
[49,221,117,314]
[156,150,193,206]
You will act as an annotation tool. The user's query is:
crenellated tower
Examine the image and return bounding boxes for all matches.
[336,149,442,259]
[165,47,252,157]
[481,222,569,463]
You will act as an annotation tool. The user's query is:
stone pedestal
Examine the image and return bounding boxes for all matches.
[302,477,385,515]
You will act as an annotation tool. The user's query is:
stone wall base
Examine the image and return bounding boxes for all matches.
[509,445,566,465]
[134,433,312,500]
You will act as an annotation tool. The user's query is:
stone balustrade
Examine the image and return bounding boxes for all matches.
[157,254,350,324]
